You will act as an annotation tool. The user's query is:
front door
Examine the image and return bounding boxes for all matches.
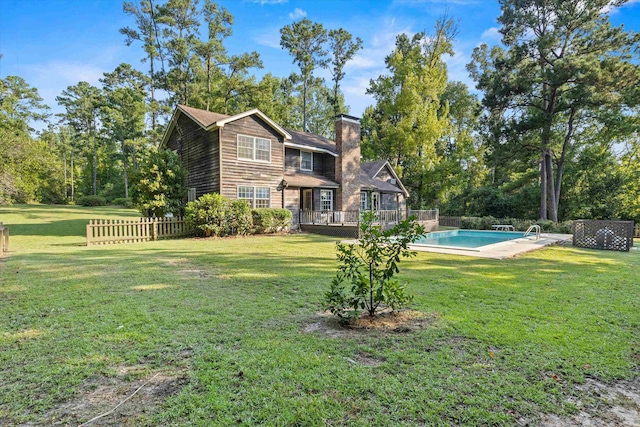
[302,189,313,211]
[371,192,380,211]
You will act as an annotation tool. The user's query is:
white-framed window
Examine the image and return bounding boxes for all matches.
[360,191,369,211]
[237,186,270,208]
[300,151,313,171]
[237,134,271,163]
[255,187,271,208]
[320,189,333,211]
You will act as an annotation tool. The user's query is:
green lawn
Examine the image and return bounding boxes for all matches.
[1,204,639,426]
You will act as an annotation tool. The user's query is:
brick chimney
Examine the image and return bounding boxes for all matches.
[335,114,361,212]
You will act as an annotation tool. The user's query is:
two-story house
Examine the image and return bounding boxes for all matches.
[161,104,409,231]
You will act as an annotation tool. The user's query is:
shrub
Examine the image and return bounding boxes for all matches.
[252,208,292,234]
[324,212,425,323]
[77,195,107,207]
[134,149,187,217]
[185,193,231,237]
[230,200,253,235]
[111,198,134,208]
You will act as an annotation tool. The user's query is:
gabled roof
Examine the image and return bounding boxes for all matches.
[285,128,338,157]
[160,105,291,147]
[360,160,409,197]
[361,160,387,179]
[178,104,230,128]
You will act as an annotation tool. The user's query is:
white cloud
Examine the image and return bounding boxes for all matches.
[29,61,104,86]
[253,27,282,49]
[288,8,306,20]
[481,26,501,42]
[601,0,640,14]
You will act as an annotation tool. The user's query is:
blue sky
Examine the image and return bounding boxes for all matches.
[2,0,639,127]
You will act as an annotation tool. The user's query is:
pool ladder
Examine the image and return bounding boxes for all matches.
[524,224,541,240]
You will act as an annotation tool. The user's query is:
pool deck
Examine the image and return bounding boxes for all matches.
[409,233,573,260]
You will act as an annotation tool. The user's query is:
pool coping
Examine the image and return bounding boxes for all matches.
[408,233,573,260]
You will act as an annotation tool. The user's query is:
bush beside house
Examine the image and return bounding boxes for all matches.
[185,193,291,237]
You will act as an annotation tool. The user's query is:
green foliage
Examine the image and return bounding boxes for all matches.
[134,149,187,217]
[325,212,425,322]
[363,19,457,209]
[459,216,574,233]
[185,193,231,237]
[184,194,254,237]
[251,208,293,234]
[111,197,134,208]
[468,0,640,221]
[76,195,107,207]
[229,199,252,235]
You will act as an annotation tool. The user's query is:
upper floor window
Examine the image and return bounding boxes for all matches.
[237,134,271,163]
[300,151,313,171]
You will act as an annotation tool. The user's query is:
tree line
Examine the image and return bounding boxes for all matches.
[1,0,639,223]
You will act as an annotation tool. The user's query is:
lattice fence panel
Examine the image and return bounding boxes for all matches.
[573,220,634,252]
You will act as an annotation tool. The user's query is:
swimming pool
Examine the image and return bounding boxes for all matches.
[413,230,526,249]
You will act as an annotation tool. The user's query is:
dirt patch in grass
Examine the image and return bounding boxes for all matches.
[534,377,640,426]
[303,310,438,338]
[38,365,186,426]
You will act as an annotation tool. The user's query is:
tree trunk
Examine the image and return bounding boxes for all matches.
[545,149,558,222]
[122,141,129,199]
[63,150,68,199]
[71,153,75,202]
[540,154,547,220]
[303,79,307,132]
[131,146,139,171]
[150,52,157,146]
[206,57,211,111]
[554,108,575,211]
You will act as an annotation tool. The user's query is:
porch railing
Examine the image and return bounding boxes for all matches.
[299,210,400,225]
[408,209,439,222]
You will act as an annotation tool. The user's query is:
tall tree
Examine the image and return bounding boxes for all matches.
[0,76,53,204]
[56,82,103,196]
[327,28,362,115]
[120,0,164,144]
[157,0,201,105]
[280,18,328,131]
[100,64,148,199]
[468,0,640,221]
[364,19,457,208]
[192,0,232,111]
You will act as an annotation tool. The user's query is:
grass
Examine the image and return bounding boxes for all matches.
[1,204,639,426]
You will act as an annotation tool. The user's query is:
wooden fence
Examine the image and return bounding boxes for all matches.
[86,217,193,246]
[439,216,461,227]
[0,222,9,256]
[635,224,640,238]
[408,209,439,222]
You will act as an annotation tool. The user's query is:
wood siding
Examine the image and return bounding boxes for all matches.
[284,147,336,181]
[165,113,220,197]
[219,115,284,208]
[284,188,300,227]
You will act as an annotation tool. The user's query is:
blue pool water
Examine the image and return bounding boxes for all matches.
[414,230,526,249]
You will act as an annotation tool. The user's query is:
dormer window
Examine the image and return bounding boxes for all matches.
[300,151,313,171]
